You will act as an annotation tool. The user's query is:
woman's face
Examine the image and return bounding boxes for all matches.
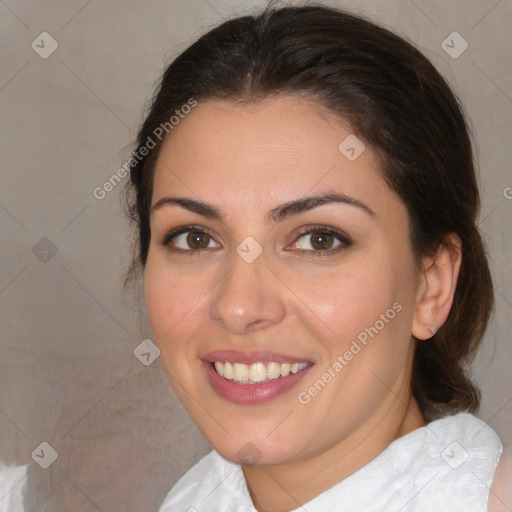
[144,95,424,466]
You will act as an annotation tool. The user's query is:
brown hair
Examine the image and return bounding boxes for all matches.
[123,3,493,421]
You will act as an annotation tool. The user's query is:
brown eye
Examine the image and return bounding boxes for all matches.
[295,231,343,252]
[309,232,335,250]
[288,225,352,257]
[161,226,220,252]
[186,231,211,249]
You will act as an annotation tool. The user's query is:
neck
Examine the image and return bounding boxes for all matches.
[243,394,426,512]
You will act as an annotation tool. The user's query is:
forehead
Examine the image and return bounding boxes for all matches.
[151,95,403,222]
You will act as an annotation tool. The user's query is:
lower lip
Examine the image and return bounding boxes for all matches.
[203,361,313,404]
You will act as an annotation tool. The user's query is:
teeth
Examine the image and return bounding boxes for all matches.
[233,363,249,381]
[224,362,234,380]
[213,361,308,383]
[267,362,281,380]
[291,363,301,374]
[214,361,224,377]
[249,362,267,382]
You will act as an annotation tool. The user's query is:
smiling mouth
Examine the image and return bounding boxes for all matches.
[212,361,310,384]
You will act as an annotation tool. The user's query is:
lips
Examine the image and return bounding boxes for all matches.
[201,350,313,404]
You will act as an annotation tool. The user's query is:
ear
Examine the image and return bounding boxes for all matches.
[411,233,462,340]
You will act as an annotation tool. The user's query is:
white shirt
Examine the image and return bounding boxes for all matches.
[159,412,503,512]
[0,463,27,512]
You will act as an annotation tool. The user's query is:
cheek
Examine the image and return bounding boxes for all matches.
[321,265,415,394]
[293,256,415,410]
[143,253,208,351]
[292,263,396,353]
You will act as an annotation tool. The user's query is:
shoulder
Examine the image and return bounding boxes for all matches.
[425,411,502,460]
[419,412,504,510]
[326,411,504,511]
[423,412,503,487]
[427,410,502,445]
[488,445,512,512]
[158,450,251,512]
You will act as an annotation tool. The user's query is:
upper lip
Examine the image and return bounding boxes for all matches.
[201,349,312,365]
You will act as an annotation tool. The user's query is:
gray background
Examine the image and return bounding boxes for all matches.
[0,0,511,510]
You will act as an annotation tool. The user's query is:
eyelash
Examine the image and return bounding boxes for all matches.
[159,224,352,257]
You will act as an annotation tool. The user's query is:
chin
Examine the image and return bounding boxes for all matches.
[209,434,307,467]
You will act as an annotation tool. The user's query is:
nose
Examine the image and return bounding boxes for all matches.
[208,248,286,335]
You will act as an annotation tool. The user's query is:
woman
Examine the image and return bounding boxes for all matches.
[123,4,509,511]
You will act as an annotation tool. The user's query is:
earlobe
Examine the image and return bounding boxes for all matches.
[411,233,462,340]
[424,324,439,337]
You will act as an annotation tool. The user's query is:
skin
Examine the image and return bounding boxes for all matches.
[489,448,512,511]
[144,95,461,511]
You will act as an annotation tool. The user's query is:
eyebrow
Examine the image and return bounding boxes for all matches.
[150,191,375,223]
